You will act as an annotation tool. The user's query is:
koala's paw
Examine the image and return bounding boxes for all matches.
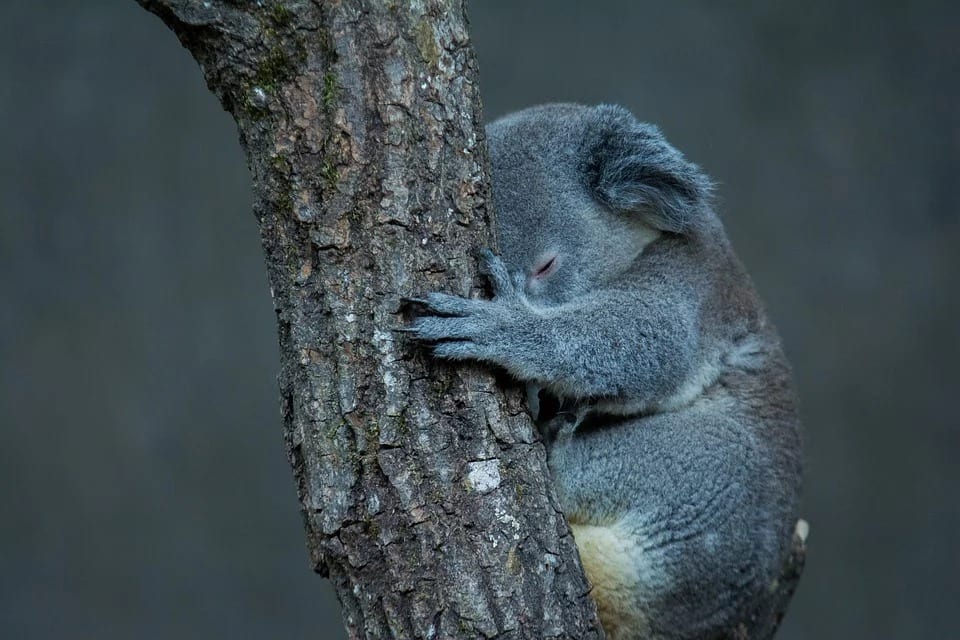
[399,291,510,363]
[400,250,529,364]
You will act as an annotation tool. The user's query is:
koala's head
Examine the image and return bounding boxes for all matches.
[486,103,714,305]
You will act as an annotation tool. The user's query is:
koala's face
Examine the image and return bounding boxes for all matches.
[487,105,659,306]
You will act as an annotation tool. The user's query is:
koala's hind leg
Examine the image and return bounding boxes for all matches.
[570,522,652,640]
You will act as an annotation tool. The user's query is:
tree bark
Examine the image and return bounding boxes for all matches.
[135,2,805,638]
[134,1,601,638]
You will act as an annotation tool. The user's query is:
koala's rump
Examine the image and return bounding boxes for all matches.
[552,407,797,639]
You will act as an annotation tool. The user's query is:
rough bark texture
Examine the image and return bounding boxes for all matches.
[135,1,601,638]
[135,1,805,638]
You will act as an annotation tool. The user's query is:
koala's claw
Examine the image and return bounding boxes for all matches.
[399,296,430,309]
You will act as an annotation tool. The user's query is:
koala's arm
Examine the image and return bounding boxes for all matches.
[404,251,700,408]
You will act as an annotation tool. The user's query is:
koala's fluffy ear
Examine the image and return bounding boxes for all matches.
[586,104,713,234]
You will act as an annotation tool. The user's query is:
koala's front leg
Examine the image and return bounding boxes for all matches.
[405,250,697,405]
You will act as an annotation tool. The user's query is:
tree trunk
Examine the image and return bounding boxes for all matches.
[135,2,805,638]
[134,1,601,638]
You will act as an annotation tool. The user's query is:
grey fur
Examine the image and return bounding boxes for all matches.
[404,104,802,639]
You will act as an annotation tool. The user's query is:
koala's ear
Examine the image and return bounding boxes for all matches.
[585,105,713,234]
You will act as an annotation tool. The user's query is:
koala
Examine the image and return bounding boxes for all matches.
[404,104,802,640]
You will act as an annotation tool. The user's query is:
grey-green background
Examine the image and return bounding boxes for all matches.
[2,1,957,638]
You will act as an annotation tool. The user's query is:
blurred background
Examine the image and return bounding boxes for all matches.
[1,1,957,638]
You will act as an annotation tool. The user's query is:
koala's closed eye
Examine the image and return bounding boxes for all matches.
[532,254,557,279]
